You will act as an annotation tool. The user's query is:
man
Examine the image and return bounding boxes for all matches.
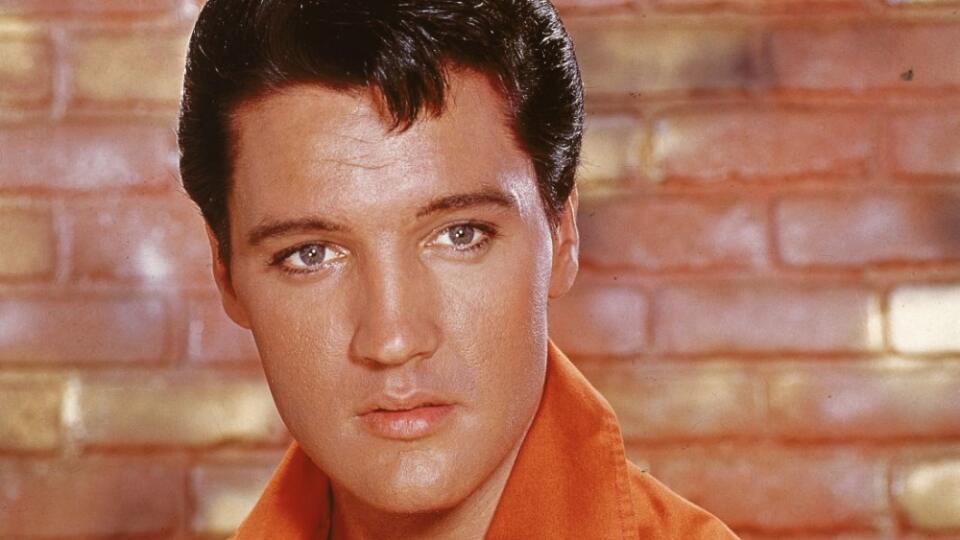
[178,1,739,538]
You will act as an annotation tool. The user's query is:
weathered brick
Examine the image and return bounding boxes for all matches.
[191,462,276,536]
[0,200,56,280]
[895,459,960,531]
[0,296,169,364]
[0,34,52,108]
[554,0,630,9]
[889,284,960,354]
[0,122,179,190]
[738,534,885,540]
[580,361,763,440]
[645,446,887,531]
[891,112,960,178]
[651,110,874,181]
[70,27,190,107]
[578,116,644,184]
[569,24,760,95]
[654,0,867,9]
[776,192,960,267]
[0,375,62,452]
[769,24,960,91]
[769,361,960,439]
[70,196,210,284]
[0,0,184,15]
[547,280,648,356]
[654,282,882,354]
[188,293,259,364]
[550,0,631,9]
[0,457,183,538]
[886,0,960,4]
[78,373,285,447]
[579,195,767,271]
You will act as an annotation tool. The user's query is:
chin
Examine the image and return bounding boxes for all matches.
[367,486,461,515]
[359,450,469,514]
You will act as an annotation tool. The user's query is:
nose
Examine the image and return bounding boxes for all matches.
[348,255,441,368]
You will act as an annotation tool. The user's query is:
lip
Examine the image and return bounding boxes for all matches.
[357,392,457,441]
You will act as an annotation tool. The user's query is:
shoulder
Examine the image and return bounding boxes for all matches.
[626,461,741,540]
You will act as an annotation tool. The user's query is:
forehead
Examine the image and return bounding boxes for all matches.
[227,71,538,230]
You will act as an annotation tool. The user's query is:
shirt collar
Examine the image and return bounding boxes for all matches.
[234,340,635,539]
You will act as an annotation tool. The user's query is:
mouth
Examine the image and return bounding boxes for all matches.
[358,394,457,441]
[372,401,446,413]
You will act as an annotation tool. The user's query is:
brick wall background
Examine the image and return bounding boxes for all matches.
[0,0,958,538]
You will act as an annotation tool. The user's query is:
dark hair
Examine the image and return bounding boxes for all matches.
[178,0,583,262]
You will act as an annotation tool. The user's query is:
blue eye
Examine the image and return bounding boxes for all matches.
[273,242,346,274]
[434,223,498,253]
[446,225,477,247]
[291,244,326,267]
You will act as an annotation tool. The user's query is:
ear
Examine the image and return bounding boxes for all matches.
[205,225,252,329]
[548,186,580,299]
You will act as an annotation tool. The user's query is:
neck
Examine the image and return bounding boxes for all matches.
[328,429,527,540]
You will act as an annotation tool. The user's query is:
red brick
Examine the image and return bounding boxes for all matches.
[769,24,960,92]
[776,192,960,267]
[78,372,285,448]
[0,199,56,280]
[188,293,259,364]
[654,0,870,9]
[891,112,960,178]
[69,27,190,108]
[579,195,768,271]
[0,0,185,15]
[553,0,630,9]
[0,374,63,452]
[644,445,888,531]
[568,23,761,95]
[653,282,882,354]
[739,534,886,540]
[70,195,210,285]
[887,0,960,5]
[191,462,276,536]
[0,122,179,191]
[0,457,184,537]
[579,361,763,440]
[894,459,960,531]
[889,284,960,354]
[0,34,52,108]
[578,116,644,184]
[547,280,649,356]
[651,110,874,181]
[769,361,960,440]
[0,295,169,364]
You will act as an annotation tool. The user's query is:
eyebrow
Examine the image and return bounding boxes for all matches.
[246,187,517,247]
[414,187,516,219]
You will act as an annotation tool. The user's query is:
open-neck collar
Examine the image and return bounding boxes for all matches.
[233,340,635,539]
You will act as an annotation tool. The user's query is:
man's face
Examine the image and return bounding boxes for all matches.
[214,70,579,513]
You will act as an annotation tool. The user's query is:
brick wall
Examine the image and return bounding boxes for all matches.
[0,0,957,538]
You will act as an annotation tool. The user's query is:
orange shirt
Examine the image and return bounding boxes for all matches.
[233,341,739,539]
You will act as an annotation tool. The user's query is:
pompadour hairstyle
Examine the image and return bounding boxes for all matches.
[178,0,584,262]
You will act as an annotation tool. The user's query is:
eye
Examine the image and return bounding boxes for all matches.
[433,223,496,253]
[274,243,345,273]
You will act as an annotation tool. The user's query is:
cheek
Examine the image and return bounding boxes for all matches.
[439,234,552,420]
[232,273,354,435]
[437,234,551,347]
